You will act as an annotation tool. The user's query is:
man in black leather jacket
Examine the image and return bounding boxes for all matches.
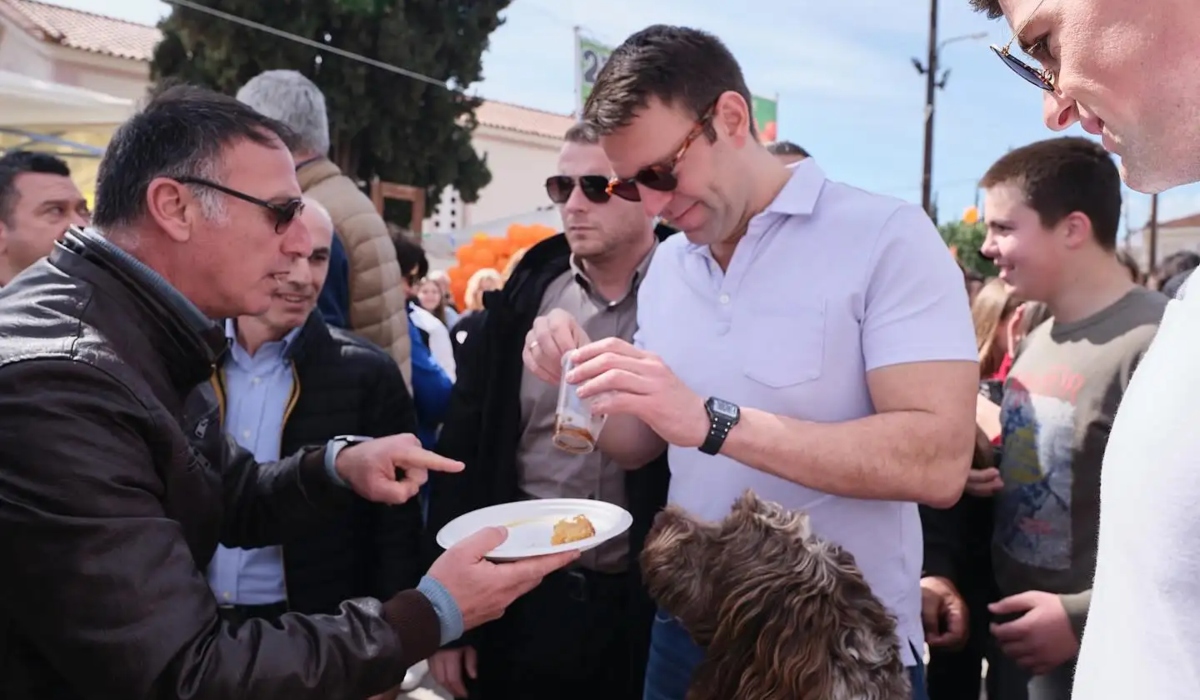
[0,84,575,700]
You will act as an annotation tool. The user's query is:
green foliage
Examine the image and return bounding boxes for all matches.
[151,0,509,218]
[939,220,998,278]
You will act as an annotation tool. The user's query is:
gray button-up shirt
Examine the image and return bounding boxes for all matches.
[514,244,656,573]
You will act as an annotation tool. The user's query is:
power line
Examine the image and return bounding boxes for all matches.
[161,0,455,91]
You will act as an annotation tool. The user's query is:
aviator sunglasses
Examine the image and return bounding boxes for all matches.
[175,176,305,233]
[989,0,1055,91]
[545,175,614,205]
[605,102,717,203]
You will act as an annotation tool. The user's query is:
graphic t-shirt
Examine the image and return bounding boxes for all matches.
[994,287,1165,631]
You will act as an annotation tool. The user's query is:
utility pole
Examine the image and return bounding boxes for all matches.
[920,0,939,220]
[1148,193,1160,272]
[913,3,986,223]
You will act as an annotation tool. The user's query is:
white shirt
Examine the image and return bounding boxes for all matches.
[634,159,976,666]
[410,305,456,382]
[1071,285,1200,699]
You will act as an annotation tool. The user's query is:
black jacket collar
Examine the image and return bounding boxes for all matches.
[288,311,333,363]
[53,227,228,390]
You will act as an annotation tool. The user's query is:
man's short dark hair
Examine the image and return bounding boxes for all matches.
[583,25,755,138]
[969,0,1004,19]
[765,141,810,159]
[391,232,429,285]
[92,83,297,230]
[0,151,71,225]
[564,122,601,145]
[979,136,1122,250]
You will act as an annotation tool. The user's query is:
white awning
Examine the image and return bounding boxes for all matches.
[0,70,135,129]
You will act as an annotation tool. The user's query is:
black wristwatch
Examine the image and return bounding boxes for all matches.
[699,397,740,455]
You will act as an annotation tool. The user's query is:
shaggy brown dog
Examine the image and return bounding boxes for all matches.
[640,490,912,700]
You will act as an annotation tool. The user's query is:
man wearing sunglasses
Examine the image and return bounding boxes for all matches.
[970,2,1200,699]
[524,25,978,700]
[427,121,672,700]
[0,84,577,700]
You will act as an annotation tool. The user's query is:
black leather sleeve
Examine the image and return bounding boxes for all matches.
[0,360,440,699]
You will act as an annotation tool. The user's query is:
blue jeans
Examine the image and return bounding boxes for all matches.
[643,611,929,700]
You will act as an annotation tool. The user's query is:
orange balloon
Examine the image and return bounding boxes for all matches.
[525,231,539,245]
[451,282,467,310]
[473,249,496,267]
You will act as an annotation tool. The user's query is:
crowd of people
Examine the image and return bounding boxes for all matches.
[1,1,1199,699]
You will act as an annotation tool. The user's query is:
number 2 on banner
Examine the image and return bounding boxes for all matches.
[582,49,609,83]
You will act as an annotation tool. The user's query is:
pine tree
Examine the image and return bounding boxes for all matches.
[151,0,508,218]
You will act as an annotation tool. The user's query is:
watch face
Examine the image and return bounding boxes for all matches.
[709,398,738,420]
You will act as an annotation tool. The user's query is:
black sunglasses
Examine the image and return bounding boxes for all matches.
[545,175,612,205]
[175,176,305,233]
[990,44,1055,92]
[989,0,1054,92]
[606,102,717,203]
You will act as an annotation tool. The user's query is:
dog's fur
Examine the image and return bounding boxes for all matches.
[640,490,912,700]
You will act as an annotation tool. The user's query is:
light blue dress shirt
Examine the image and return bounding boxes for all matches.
[206,320,302,606]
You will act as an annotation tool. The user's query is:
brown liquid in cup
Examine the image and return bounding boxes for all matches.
[553,423,596,454]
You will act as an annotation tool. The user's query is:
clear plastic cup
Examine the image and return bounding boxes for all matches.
[553,354,607,454]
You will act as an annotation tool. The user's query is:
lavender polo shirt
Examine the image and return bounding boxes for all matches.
[634,159,976,665]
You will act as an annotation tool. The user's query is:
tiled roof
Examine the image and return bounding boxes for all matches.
[1160,213,1200,230]
[6,0,159,61]
[2,0,574,139]
[473,98,576,140]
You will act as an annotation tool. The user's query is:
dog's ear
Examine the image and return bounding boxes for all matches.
[738,579,841,700]
[689,620,758,700]
[640,508,717,630]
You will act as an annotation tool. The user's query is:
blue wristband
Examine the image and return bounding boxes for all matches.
[417,574,464,645]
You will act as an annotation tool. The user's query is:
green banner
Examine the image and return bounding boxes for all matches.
[576,34,613,112]
[575,28,778,141]
[751,94,778,143]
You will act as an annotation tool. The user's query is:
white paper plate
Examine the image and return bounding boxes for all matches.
[435,499,633,561]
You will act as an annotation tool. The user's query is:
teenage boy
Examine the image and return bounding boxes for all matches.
[977,136,1166,700]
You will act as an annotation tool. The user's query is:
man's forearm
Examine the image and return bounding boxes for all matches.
[597,413,667,469]
[721,407,971,507]
[220,442,351,549]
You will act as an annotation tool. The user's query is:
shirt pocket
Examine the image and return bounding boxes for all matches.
[741,303,826,388]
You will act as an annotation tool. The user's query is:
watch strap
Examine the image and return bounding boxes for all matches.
[700,419,732,455]
[699,401,737,456]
